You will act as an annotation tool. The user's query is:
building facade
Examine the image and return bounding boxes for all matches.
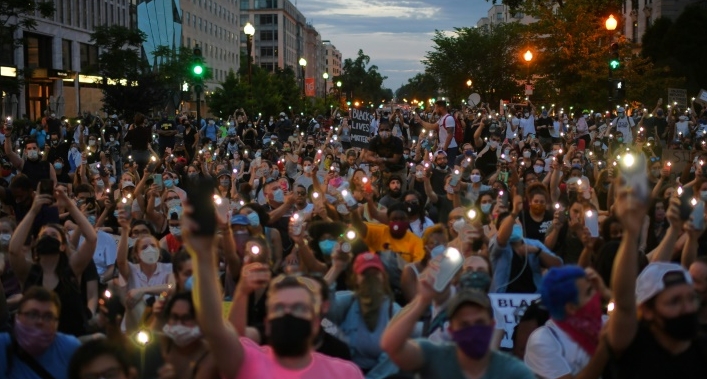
[621,0,701,43]
[476,4,536,29]
[2,0,133,120]
[323,40,342,94]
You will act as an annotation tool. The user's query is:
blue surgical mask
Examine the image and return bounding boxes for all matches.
[246,212,260,227]
[185,276,193,291]
[509,224,524,243]
[164,179,174,188]
[318,240,336,255]
[87,215,97,226]
[430,245,446,259]
[54,162,63,170]
[480,203,493,214]
[272,189,285,203]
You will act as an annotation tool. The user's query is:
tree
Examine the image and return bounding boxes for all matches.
[90,25,165,120]
[0,1,55,94]
[395,73,439,103]
[152,45,212,114]
[424,23,526,107]
[333,50,393,106]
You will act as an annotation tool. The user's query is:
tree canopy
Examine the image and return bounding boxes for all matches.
[333,50,393,107]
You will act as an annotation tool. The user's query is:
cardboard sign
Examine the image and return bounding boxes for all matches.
[488,293,541,349]
[350,108,372,148]
[697,89,707,105]
[668,88,688,108]
[662,148,692,176]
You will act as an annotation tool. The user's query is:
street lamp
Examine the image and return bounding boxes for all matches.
[244,22,255,84]
[336,80,342,105]
[299,58,307,97]
[323,72,329,113]
[466,79,472,88]
[523,50,533,62]
[605,14,617,31]
[523,49,533,100]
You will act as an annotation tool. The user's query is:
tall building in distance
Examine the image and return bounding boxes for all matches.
[1,1,132,120]
[304,23,325,97]
[476,4,536,29]
[620,0,701,43]
[323,40,342,93]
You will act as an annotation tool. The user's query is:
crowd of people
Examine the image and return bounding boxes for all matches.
[0,96,707,379]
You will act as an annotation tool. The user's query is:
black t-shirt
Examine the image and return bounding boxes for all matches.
[46,117,62,136]
[125,124,152,150]
[520,209,553,242]
[612,323,707,379]
[536,116,553,138]
[647,116,669,137]
[506,244,537,293]
[368,135,405,171]
[158,119,176,149]
[475,144,499,177]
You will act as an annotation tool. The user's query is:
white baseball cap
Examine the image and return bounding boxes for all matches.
[636,262,692,305]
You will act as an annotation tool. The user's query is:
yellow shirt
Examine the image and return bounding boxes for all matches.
[363,222,425,263]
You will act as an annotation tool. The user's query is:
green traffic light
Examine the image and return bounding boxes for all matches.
[193,65,204,75]
[609,60,620,70]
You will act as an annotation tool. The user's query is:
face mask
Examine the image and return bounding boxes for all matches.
[489,141,498,149]
[164,179,174,188]
[14,319,56,356]
[35,235,61,256]
[219,179,230,187]
[618,112,625,118]
[480,203,493,214]
[662,311,700,341]
[162,324,202,348]
[430,244,446,259]
[27,150,39,160]
[649,169,660,179]
[379,131,391,139]
[54,162,63,170]
[403,154,409,159]
[88,140,96,146]
[139,246,160,265]
[450,324,494,359]
[459,271,492,293]
[184,276,194,291]
[188,173,199,180]
[389,221,409,239]
[503,148,510,156]
[246,212,260,227]
[165,199,181,210]
[509,224,523,243]
[303,165,312,173]
[452,218,465,234]
[404,202,420,216]
[272,188,285,203]
[110,137,115,142]
[617,137,624,143]
[87,215,97,226]
[572,163,582,170]
[523,151,531,158]
[95,180,105,188]
[0,233,10,245]
[169,226,181,236]
[318,240,336,255]
[524,113,529,118]
[470,174,481,183]
[533,165,543,174]
[268,314,312,357]
[554,292,603,354]
[70,147,78,154]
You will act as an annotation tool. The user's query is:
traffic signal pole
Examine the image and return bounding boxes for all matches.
[192,45,205,125]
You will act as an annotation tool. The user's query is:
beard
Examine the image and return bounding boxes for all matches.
[357,272,387,332]
[389,188,401,198]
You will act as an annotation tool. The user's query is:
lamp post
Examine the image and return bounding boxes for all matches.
[336,80,342,106]
[299,58,307,96]
[244,22,255,84]
[322,72,329,113]
[523,49,533,99]
[466,79,472,88]
[606,15,618,109]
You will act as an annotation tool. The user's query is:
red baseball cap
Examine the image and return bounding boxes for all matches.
[353,252,385,275]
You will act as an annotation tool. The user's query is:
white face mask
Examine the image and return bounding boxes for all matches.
[139,246,160,265]
[452,218,466,233]
[163,324,202,347]
[489,141,499,149]
[303,166,313,173]
[0,233,10,245]
[522,151,531,158]
[27,150,39,160]
[470,174,481,183]
[88,140,96,146]
[169,226,181,236]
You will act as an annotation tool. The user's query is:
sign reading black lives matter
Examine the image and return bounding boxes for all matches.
[350,108,371,148]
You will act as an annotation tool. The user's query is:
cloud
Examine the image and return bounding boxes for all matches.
[298,0,492,90]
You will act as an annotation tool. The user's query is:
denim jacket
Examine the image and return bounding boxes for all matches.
[489,236,562,293]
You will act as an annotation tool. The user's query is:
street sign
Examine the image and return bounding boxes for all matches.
[668,88,687,108]
[525,84,533,95]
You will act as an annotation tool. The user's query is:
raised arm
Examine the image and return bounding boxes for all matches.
[9,193,53,284]
[4,129,24,169]
[115,211,133,280]
[647,197,681,262]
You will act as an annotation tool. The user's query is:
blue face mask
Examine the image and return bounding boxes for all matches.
[164,179,174,188]
[509,224,524,243]
[184,276,194,291]
[318,240,337,255]
[430,244,446,259]
[272,188,285,203]
[87,215,97,226]
[246,212,260,227]
[480,203,493,214]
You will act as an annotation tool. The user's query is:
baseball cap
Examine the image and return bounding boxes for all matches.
[636,262,693,305]
[122,181,135,189]
[216,169,231,178]
[353,252,385,275]
[647,136,655,141]
[618,107,626,113]
[279,112,287,117]
[434,150,447,158]
[446,289,493,319]
[230,214,249,226]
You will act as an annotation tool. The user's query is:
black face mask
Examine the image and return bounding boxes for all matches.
[405,202,420,215]
[661,311,699,341]
[268,314,312,357]
[35,235,61,256]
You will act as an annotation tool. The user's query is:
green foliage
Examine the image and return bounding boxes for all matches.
[423,23,526,106]
[395,73,439,103]
[333,50,392,106]
[641,5,707,94]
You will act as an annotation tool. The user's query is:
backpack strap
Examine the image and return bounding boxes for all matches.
[9,334,57,379]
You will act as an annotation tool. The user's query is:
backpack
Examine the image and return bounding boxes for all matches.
[454,115,464,145]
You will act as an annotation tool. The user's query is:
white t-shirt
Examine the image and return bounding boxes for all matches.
[437,114,457,149]
[676,120,690,137]
[80,230,118,276]
[613,116,635,144]
[506,119,519,139]
[520,116,536,137]
[550,121,561,138]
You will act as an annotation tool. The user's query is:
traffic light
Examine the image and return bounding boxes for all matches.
[191,45,204,80]
[613,78,626,100]
[609,42,620,70]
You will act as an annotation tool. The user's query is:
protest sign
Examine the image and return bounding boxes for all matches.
[697,89,707,105]
[662,148,692,177]
[350,108,371,148]
[668,88,687,108]
[488,293,541,349]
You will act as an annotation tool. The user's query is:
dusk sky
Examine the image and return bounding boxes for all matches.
[297,0,493,92]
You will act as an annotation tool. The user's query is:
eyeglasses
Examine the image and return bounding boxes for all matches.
[169,313,195,324]
[19,311,59,323]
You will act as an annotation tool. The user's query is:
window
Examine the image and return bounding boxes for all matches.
[24,33,52,69]
[0,28,14,65]
[240,0,249,10]
[496,12,503,21]
[260,47,274,57]
[79,43,99,73]
[256,0,277,9]
[260,30,277,41]
[62,40,72,71]
[259,14,277,24]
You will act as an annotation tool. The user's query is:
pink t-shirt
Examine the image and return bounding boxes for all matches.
[233,337,363,379]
